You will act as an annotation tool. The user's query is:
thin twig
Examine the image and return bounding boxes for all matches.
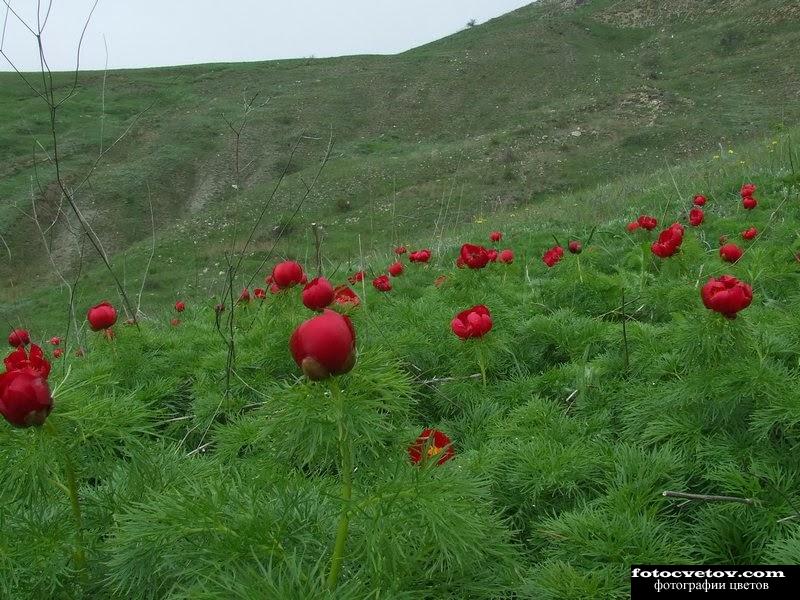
[662,491,755,505]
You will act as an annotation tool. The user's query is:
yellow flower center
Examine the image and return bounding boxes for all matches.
[427,445,443,458]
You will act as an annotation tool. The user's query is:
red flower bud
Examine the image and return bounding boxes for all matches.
[451,305,493,339]
[289,309,356,380]
[626,221,641,233]
[49,337,61,346]
[487,249,499,262]
[8,329,30,347]
[170,318,181,327]
[254,288,266,299]
[409,249,431,263]
[175,301,186,312]
[720,243,743,263]
[740,183,756,198]
[87,301,118,331]
[53,348,63,359]
[693,194,707,206]
[489,231,503,243]
[742,196,757,210]
[568,240,582,254]
[701,275,752,319]
[408,428,454,466]
[688,207,704,226]
[302,277,335,311]
[388,261,404,277]
[498,249,514,264]
[238,288,251,304]
[394,246,407,255]
[742,227,758,241]
[543,245,564,267]
[348,270,365,284]
[637,215,658,231]
[271,260,305,289]
[372,274,392,292]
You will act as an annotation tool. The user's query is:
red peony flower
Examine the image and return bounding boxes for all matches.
[408,428,454,466]
[372,274,392,292]
[487,249,499,262]
[568,240,582,254]
[626,221,641,233]
[0,344,53,428]
[740,183,756,198]
[332,285,360,309]
[49,337,61,346]
[693,194,707,206]
[543,245,564,267]
[87,301,118,331]
[742,196,757,210]
[302,277,335,311]
[701,275,753,319]
[388,261,404,277]
[498,249,514,264]
[637,215,658,231]
[53,348,63,359]
[460,243,491,269]
[289,309,356,380]
[394,246,407,255]
[348,270,365,284]
[742,227,758,241]
[489,231,503,243]
[689,207,704,226]
[651,223,684,258]
[271,260,305,289]
[175,301,185,312]
[254,287,266,299]
[451,305,493,339]
[238,288,251,304]
[8,329,30,348]
[720,243,743,263]
[170,318,181,327]
[409,249,431,263]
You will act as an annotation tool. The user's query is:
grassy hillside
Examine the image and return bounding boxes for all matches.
[1,0,799,324]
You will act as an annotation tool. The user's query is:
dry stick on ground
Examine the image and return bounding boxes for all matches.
[135,184,157,319]
[662,491,755,505]
[1,0,141,325]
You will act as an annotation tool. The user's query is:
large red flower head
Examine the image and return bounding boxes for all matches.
[460,243,491,269]
[289,309,356,380]
[409,249,431,263]
[451,305,493,339]
[693,194,707,206]
[689,207,704,227]
[701,275,753,319]
[498,249,514,264]
[394,246,407,255]
[174,300,186,313]
[742,196,758,210]
[740,183,756,198]
[271,260,305,289]
[238,288,251,304]
[719,243,743,263]
[254,287,266,299]
[0,344,53,428]
[302,277,335,311]
[348,270,365,284]
[332,285,360,310]
[408,428,454,466]
[637,215,658,231]
[741,227,758,241]
[372,274,392,292]
[568,240,582,254]
[8,329,30,348]
[542,245,564,267]
[489,231,503,243]
[650,223,684,258]
[388,261,404,277]
[87,301,118,331]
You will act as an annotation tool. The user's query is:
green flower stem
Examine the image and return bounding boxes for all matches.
[326,380,353,591]
[576,255,583,283]
[476,344,487,387]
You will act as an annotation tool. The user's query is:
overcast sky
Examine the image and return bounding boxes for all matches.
[0,1,533,72]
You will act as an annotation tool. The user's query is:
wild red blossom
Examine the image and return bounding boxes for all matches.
[388,261,404,277]
[742,227,758,241]
[740,183,756,198]
[637,215,658,231]
[689,207,704,226]
[271,260,305,289]
[394,246,407,255]
[720,243,743,263]
[542,245,564,267]
[348,271,365,284]
[289,309,356,380]
[372,274,392,292]
[626,221,641,233]
[460,243,491,269]
[53,348,63,359]
[409,249,431,263]
[408,428,454,466]
[487,249,499,262]
[742,196,757,210]
[302,277,335,311]
[87,301,118,331]
[568,240,582,254]
[332,285,360,309]
[0,344,52,428]
[269,283,281,294]
[489,231,503,243]
[254,287,266,299]
[8,329,29,348]
[451,305,493,339]
[49,337,61,346]
[238,288,251,304]
[499,249,514,264]
[693,194,707,206]
[175,301,185,312]
[701,275,752,319]
[651,223,684,258]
